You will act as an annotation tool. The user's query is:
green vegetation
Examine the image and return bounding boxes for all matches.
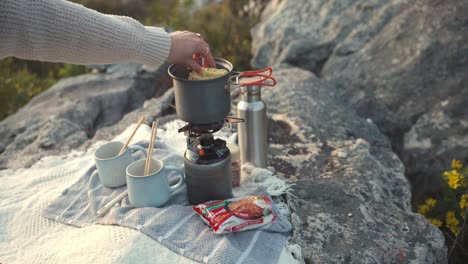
[417,159,468,263]
[0,0,266,121]
[145,0,265,70]
[0,58,86,120]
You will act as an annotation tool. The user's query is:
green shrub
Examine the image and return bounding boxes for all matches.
[145,0,264,70]
[417,159,468,262]
[0,58,52,120]
[57,63,87,79]
[0,58,86,121]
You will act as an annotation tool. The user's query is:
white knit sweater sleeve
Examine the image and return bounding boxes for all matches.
[0,0,171,68]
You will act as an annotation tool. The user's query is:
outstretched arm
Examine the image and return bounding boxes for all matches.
[0,0,170,68]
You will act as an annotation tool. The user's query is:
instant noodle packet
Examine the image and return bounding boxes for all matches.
[193,195,277,234]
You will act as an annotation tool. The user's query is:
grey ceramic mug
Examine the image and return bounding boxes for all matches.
[126,159,185,208]
[94,141,146,188]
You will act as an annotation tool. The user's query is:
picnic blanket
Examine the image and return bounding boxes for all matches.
[0,120,303,264]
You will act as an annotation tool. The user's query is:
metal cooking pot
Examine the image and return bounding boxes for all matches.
[168,58,274,125]
[168,58,233,125]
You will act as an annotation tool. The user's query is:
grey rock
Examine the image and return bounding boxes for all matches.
[263,66,446,263]
[320,0,468,204]
[1,119,88,168]
[321,0,468,137]
[0,63,172,169]
[253,0,468,200]
[251,0,401,74]
[89,88,176,144]
[402,93,468,202]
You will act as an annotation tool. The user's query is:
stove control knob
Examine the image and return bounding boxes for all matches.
[197,149,205,156]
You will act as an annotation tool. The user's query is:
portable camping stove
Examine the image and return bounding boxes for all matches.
[178,121,233,205]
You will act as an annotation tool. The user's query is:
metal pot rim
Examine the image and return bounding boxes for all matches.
[168,58,233,83]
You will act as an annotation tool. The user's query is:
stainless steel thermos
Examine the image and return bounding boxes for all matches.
[235,68,276,168]
[237,85,268,168]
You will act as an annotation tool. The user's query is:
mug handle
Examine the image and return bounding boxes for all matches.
[166,166,186,193]
[128,145,147,159]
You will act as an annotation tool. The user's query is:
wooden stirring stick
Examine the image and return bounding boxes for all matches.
[118,116,145,155]
[96,190,128,217]
[144,120,159,176]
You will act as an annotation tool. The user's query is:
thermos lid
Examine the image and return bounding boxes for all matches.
[240,85,262,94]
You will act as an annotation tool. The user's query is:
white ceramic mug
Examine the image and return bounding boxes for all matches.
[126,159,185,207]
[94,141,146,188]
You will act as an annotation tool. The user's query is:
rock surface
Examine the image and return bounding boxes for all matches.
[252,0,468,206]
[1,61,446,262]
[263,66,446,263]
[0,60,447,263]
[0,63,173,169]
[402,94,468,202]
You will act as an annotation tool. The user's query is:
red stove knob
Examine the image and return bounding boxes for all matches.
[198,149,205,156]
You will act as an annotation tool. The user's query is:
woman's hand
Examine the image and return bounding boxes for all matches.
[167,31,216,74]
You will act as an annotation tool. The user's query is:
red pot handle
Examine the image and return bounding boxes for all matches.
[241,67,273,77]
[228,67,277,88]
[239,67,276,87]
[240,73,276,87]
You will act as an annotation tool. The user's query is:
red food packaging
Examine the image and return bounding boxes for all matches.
[193,195,277,234]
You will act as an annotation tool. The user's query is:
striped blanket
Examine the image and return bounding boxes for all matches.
[0,120,301,264]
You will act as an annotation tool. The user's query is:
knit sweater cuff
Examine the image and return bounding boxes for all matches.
[138,26,171,69]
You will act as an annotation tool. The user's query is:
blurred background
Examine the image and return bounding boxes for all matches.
[0,0,268,121]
